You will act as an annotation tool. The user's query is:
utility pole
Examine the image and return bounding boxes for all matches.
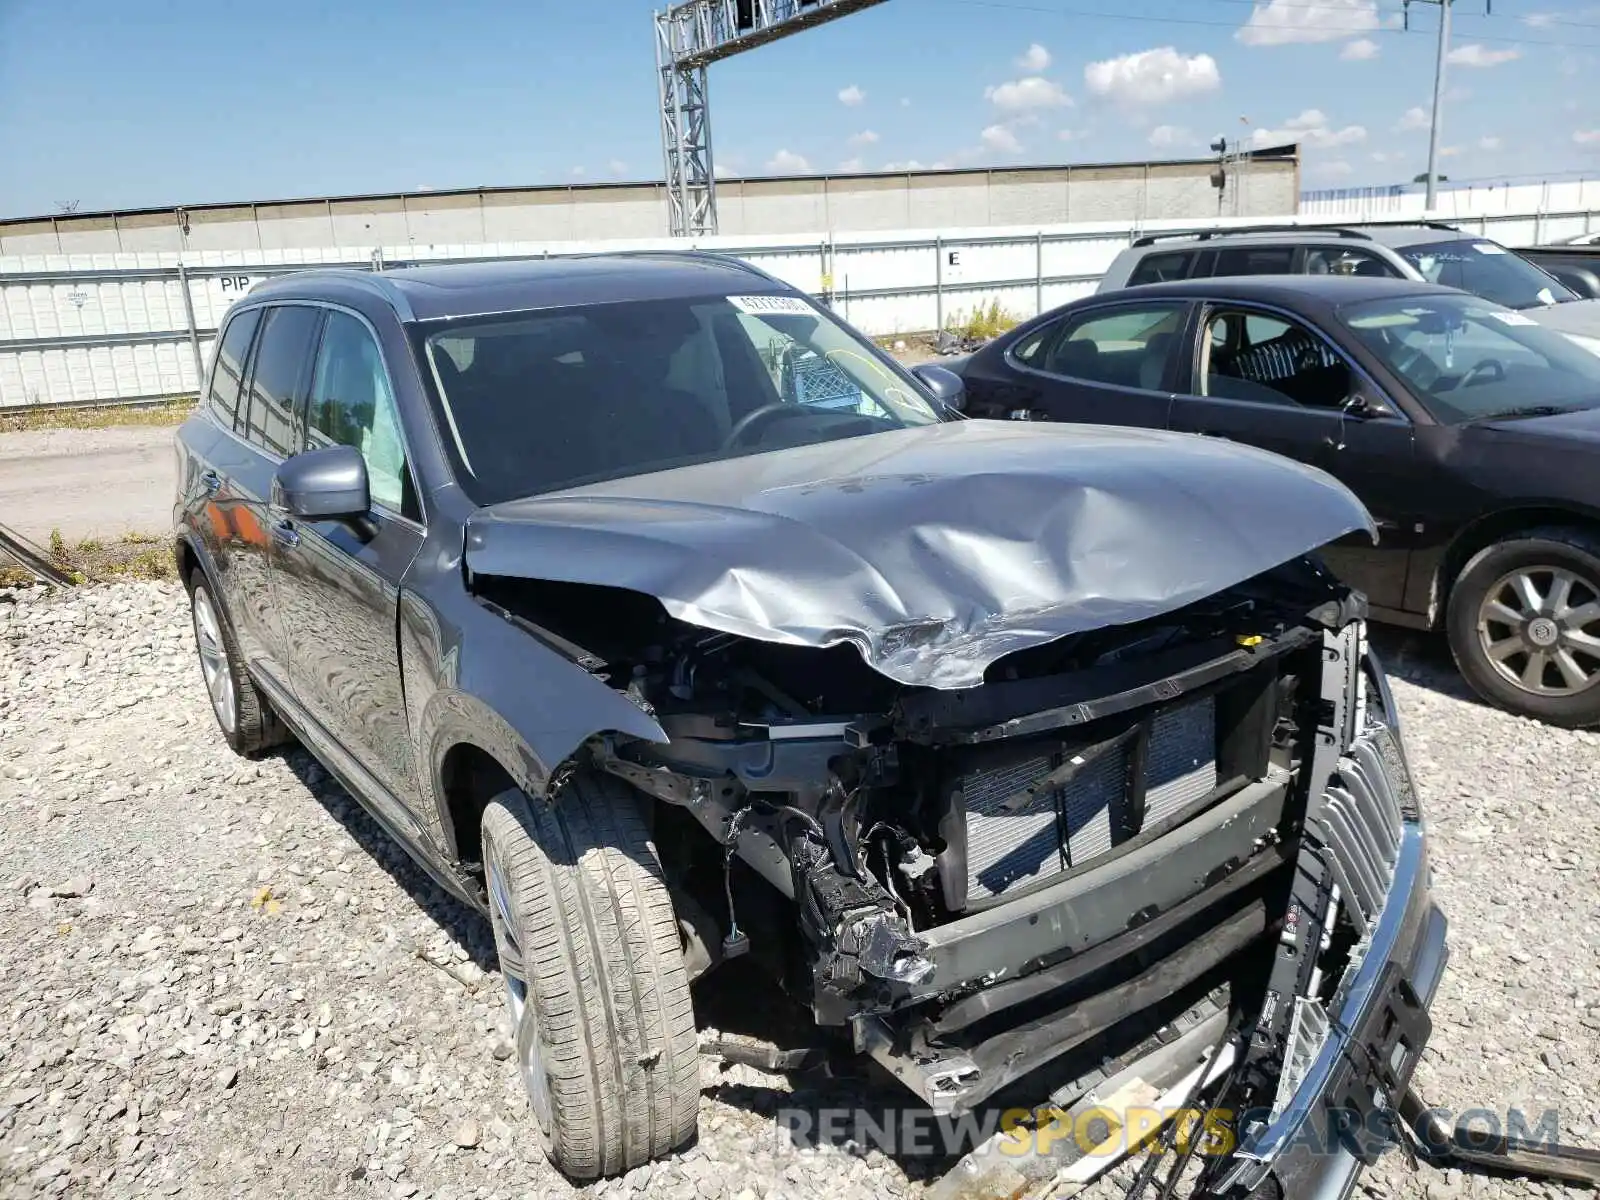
[1406,0,1477,211]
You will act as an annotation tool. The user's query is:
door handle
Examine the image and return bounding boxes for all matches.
[200,469,222,494]
[271,519,301,549]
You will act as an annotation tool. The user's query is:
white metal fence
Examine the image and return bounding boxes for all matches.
[3,199,1598,410]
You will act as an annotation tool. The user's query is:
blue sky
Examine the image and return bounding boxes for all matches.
[1,0,1597,218]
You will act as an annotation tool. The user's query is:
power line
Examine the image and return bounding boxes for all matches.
[1181,0,1600,32]
[936,0,1600,46]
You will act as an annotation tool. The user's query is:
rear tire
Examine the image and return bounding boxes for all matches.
[481,773,699,1180]
[186,572,291,755]
[1446,527,1600,728]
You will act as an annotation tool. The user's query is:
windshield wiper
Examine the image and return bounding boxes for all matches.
[1470,404,1573,421]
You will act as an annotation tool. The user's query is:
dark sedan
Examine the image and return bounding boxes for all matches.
[959,274,1600,727]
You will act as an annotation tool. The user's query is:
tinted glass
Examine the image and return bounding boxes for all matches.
[422,293,941,505]
[1303,247,1398,279]
[1025,303,1185,391]
[240,306,319,456]
[1398,238,1577,310]
[1340,293,1600,423]
[1212,246,1295,277]
[1202,309,1352,409]
[1128,251,1194,286]
[207,308,260,423]
[307,311,411,515]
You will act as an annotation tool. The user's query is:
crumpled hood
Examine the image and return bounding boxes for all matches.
[464,421,1374,689]
[1528,298,1600,339]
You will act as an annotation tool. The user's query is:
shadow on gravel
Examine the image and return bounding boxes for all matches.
[1370,626,1482,706]
[271,746,500,974]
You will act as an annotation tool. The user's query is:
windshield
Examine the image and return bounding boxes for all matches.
[1340,293,1600,423]
[420,293,942,504]
[1398,237,1577,310]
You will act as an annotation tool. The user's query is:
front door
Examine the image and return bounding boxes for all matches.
[1167,305,1418,612]
[273,307,427,831]
[983,299,1188,430]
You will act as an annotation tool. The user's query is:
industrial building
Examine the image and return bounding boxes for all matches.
[0,149,1299,257]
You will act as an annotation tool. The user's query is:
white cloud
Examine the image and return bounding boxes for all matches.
[848,129,880,147]
[1238,0,1380,45]
[1524,11,1558,25]
[1478,135,1502,151]
[837,84,865,106]
[837,157,866,173]
[930,160,951,169]
[607,159,627,175]
[980,123,1024,153]
[882,159,925,171]
[1370,150,1392,162]
[985,76,1072,110]
[765,149,813,173]
[1251,109,1366,148]
[569,166,586,177]
[1440,145,1463,158]
[1148,124,1193,148]
[1575,129,1600,145]
[1447,44,1522,67]
[1395,106,1430,132]
[900,96,912,107]
[1445,85,1472,102]
[1083,47,1221,106]
[1057,128,1083,142]
[1315,160,1356,177]
[1341,38,1380,60]
[1016,42,1052,71]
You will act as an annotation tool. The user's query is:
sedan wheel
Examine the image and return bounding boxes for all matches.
[1447,528,1600,728]
[1476,566,1600,696]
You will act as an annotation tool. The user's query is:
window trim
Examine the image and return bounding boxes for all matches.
[1002,298,1193,395]
[1186,298,1412,424]
[231,302,323,461]
[206,304,264,427]
[297,300,426,531]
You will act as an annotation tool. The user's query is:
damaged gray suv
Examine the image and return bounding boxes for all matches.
[174,254,1447,1192]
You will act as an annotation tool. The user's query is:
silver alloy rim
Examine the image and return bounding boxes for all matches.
[192,587,238,733]
[1477,565,1600,696]
[485,847,553,1130]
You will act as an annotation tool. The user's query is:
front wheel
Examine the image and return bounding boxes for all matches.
[1446,528,1600,728]
[480,773,699,1180]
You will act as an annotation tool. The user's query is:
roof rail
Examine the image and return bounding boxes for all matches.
[1128,217,1465,249]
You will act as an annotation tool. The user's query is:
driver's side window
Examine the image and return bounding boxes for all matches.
[1201,309,1353,410]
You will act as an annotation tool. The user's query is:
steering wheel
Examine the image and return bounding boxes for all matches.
[722,402,811,450]
[1459,358,1506,389]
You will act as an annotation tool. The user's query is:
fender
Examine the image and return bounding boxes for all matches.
[404,582,667,858]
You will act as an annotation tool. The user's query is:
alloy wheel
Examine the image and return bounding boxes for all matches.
[484,846,554,1132]
[191,587,238,733]
[1476,565,1600,696]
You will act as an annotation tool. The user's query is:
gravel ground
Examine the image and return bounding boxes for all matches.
[1,582,1596,1200]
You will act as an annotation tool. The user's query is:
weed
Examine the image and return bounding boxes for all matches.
[945,298,1019,342]
[0,398,194,434]
[47,529,72,573]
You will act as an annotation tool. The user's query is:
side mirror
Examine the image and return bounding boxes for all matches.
[272,444,370,521]
[1342,393,1394,420]
[912,363,967,413]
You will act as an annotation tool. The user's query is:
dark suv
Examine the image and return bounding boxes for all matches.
[173,255,1446,1191]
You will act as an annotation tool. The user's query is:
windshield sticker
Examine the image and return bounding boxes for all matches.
[1473,242,1507,255]
[727,294,817,316]
[1487,310,1538,326]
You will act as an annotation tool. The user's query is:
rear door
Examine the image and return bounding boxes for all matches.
[1167,302,1419,611]
[184,305,261,605]
[274,307,427,827]
[205,303,321,689]
[988,300,1190,430]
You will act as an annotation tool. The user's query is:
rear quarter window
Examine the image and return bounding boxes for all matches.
[1128,251,1195,286]
[207,308,261,424]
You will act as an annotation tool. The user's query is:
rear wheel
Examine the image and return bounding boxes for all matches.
[187,575,290,755]
[480,773,699,1180]
[1446,528,1600,728]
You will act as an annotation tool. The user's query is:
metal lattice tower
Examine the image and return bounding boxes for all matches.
[656,0,891,237]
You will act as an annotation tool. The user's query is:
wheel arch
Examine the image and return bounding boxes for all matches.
[1431,504,1600,624]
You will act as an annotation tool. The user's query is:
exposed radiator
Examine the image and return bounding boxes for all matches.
[963,695,1218,901]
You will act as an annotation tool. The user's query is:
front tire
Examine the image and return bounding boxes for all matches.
[481,774,699,1180]
[1446,527,1600,728]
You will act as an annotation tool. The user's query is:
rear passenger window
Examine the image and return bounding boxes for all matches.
[1212,246,1295,277]
[207,308,260,424]
[239,305,320,457]
[1128,251,1194,286]
[1019,303,1186,390]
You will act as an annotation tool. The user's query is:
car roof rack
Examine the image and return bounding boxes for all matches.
[1128,218,1462,248]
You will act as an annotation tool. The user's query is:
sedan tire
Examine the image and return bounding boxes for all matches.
[1447,527,1600,728]
[186,574,291,755]
[480,774,699,1180]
